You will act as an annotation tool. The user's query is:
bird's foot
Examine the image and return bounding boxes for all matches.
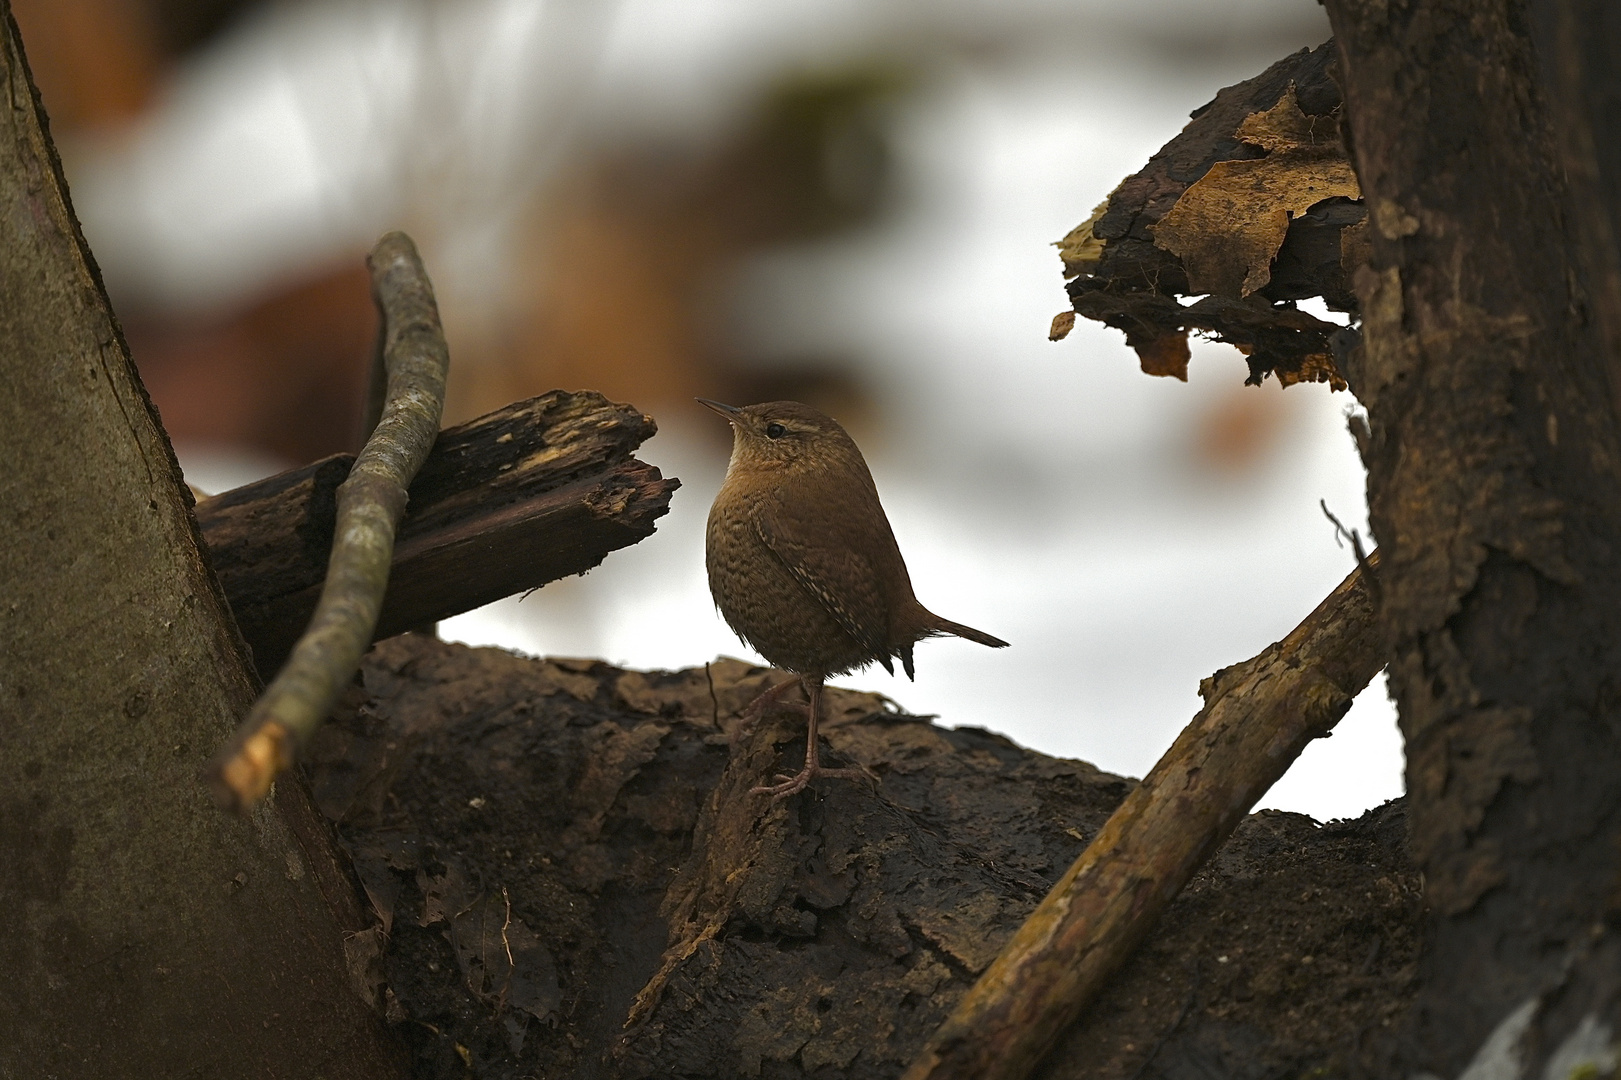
[750,764,875,801]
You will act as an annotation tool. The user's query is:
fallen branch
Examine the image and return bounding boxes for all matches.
[207,231,449,811]
[198,390,676,681]
[902,554,1384,1080]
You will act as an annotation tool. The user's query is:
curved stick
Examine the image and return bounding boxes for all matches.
[207,231,450,811]
[902,556,1383,1080]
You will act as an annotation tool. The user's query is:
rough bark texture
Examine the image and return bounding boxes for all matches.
[1061,41,1365,388]
[1322,2,1621,1073]
[1533,1,1621,420]
[197,390,676,681]
[0,4,406,1075]
[904,561,1383,1080]
[1519,1,1621,1065]
[306,634,1423,1080]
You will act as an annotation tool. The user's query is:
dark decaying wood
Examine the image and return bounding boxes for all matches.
[1318,2,1621,1074]
[1534,0,1621,413]
[196,390,678,681]
[1060,40,1365,389]
[902,559,1383,1080]
[305,634,1420,1080]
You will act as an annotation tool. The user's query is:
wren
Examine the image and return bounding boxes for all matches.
[700,399,1008,798]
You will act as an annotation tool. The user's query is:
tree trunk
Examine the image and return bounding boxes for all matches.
[1322,1,1621,1073]
[0,4,406,1075]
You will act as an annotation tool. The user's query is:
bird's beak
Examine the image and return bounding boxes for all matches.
[697,398,742,420]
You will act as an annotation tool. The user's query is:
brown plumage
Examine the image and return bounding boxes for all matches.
[701,399,1008,797]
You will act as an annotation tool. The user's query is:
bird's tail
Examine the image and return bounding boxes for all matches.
[924,613,1009,649]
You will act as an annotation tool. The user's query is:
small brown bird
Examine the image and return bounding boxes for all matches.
[701,399,1009,798]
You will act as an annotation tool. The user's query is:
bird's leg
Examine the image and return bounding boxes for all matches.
[728,675,807,743]
[751,675,873,799]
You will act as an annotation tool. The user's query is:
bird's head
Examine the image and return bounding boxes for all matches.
[698,399,865,475]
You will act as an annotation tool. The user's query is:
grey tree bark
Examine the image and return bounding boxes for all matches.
[0,4,407,1075]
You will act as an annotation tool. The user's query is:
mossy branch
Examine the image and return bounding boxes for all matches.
[207,231,450,812]
[902,555,1384,1080]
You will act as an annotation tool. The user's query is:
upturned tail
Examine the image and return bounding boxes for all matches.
[925,613,1009,649]
[888,607,1008,680]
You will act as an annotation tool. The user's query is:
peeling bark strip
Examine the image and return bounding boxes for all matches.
[1323,0,1621,1073]
[196,391,676,681]
[208,232,450,811]
[902,561,1383,1080]
[1150,86,1361,300]
[1060,41,1364,388]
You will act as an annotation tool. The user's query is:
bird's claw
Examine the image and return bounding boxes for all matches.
[750,764,874,801]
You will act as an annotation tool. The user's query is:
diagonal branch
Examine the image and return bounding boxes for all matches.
[902,555,1384,1080]
[207,231,450,811]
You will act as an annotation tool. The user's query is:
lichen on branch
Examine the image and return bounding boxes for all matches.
[207,231,450,812]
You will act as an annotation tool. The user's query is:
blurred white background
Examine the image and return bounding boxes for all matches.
[32,0,1402,821]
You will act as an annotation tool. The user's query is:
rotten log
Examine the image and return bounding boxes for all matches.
[196,389,678,682]
[299,633,1418,1079]
[903,557,1384,1080]
[1320,1,1621,1072]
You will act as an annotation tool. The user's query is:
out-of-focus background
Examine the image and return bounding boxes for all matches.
[22,0,1401,821]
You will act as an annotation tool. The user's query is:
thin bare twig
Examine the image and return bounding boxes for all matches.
[207,231,450,811]
[1320,498,1379,600]
[705,661,719,728]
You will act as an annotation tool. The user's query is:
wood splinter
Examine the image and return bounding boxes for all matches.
[902,554,1384,1080]
[207,231,449,812]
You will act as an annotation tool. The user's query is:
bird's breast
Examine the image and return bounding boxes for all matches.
[705,479,875,676]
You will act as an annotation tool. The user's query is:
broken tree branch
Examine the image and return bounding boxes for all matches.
[207,231,449,811]
[902,555,1384,1080]
[196,390,676,681]
[1059,41,1363,390]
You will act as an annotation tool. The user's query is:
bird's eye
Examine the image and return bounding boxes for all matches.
[765,422,786,439]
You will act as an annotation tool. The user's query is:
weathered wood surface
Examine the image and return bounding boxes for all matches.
[196,390,677,680]
[903,560,1384,1080]
[304,634,1418,1079]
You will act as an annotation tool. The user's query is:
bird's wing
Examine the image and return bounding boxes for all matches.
[749,499,890,657]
